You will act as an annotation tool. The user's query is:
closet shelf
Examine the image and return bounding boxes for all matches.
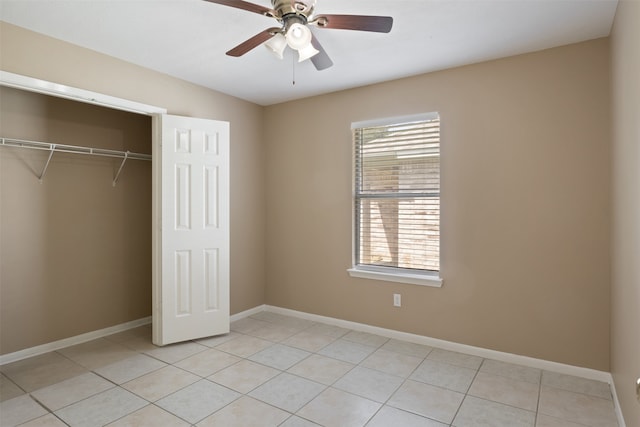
[1,137,151,186]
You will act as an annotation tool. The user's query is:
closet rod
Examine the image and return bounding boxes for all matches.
[1,137,152,186]
[0,137,152,161]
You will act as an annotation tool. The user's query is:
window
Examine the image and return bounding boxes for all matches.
[348,113,442,287]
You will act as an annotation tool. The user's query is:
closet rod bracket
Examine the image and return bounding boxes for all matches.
[112,151,130,187]
[39,144,56,183]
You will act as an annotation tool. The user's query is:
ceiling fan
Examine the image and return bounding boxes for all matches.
[204,0,393,71]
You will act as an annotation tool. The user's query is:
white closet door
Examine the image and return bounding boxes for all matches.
[152,114,230,346]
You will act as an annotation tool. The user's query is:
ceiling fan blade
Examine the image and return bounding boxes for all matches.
[226,28,280,57]
[310,34,333,71]
[313,14,393,33]
[203,0,274,17]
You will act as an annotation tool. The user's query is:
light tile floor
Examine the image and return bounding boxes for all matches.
[0,312,620,427]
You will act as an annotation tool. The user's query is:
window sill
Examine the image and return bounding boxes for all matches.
[347,267,443,288]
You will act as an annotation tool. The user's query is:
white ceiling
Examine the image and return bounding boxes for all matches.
[0,0,618,106]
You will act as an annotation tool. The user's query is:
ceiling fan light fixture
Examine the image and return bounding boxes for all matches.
[285,22,312,50]
[297,43,320,62]
[265,33,287,59]
[283,22,318,62]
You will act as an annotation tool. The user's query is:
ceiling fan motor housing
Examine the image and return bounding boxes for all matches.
[271,0,315,22]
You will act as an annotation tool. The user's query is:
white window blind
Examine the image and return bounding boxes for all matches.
[353,114,440,274]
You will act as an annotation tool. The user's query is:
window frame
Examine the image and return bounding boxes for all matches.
[348,113,443,288]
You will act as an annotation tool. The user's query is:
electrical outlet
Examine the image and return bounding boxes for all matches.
[393,293,401,307]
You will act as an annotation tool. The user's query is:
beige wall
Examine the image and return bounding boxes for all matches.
[0,22,267,354]
[264,39,611,370]
[610,0,640,424]
[0,19,621,379]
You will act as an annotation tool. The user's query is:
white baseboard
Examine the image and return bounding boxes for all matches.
[265,305,611,382]
[609,378,628,427]
[231,304,266,322]
[263,305,628,426]
[0,307,262,366]
[0,317,151,366]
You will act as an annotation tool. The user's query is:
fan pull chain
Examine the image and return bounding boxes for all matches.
[292,53,296,86]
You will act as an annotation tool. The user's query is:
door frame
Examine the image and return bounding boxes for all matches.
[1,70,168,336]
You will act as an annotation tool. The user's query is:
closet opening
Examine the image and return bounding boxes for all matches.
[0,84,156,357]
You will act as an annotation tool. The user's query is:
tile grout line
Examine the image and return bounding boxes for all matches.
[232,320,390,426]
[450,359,485,425]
